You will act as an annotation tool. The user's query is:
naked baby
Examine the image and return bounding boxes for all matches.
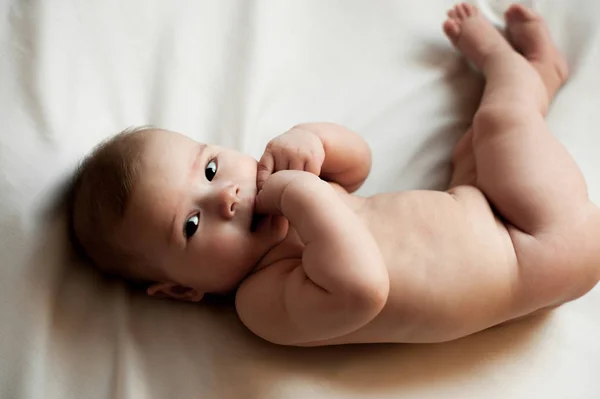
[70,3,600,346]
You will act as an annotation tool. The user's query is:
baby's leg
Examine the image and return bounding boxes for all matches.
[444,3,586,233]
[444,4,600,308]
[504,5,568,104]
[449,5,567,188]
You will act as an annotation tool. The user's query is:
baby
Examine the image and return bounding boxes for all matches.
[70,3,600,346]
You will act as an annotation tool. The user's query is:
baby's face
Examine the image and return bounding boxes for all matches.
[119,129,286,297]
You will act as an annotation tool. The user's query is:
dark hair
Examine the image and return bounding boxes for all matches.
[69,126,158,284]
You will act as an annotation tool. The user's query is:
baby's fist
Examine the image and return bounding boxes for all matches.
[257,127,325,191]
[255,170,322,216]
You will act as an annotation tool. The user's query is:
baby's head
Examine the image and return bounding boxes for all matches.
[70,128,285,301]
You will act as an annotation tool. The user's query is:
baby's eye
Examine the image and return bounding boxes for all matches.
[205,159,217,181]
[184,214,199,239]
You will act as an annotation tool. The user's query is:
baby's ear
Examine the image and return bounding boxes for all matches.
[147,282,204,302]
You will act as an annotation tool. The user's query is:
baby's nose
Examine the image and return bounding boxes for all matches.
[215,184,240,220]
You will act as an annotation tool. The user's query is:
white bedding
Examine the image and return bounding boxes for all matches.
[1,0,599,398]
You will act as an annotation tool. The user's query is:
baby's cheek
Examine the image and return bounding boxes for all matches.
[205,231,247,260]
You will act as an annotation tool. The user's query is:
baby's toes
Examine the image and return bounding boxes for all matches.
[447,8,457,20]
[455,4,467,19]
[443,19,462,44]
[460,3,477,18]
[449,3,478,21]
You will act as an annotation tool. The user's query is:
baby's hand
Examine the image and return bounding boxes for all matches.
[255,170,325,216]
[257,127,325,191]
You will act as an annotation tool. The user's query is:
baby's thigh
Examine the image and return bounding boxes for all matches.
[507,205,600,314]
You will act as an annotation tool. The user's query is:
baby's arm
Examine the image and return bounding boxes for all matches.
[257,123,371,193]
[297,123,371,192]
[236,171,389,345]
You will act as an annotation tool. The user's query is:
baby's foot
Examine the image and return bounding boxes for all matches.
[505,4,569,99]
[443,3,513,70]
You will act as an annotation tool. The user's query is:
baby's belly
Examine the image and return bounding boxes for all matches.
[307,188,519,345]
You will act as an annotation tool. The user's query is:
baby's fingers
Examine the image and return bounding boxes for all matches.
[255,170,308,215]
[273,151,289,173]
[255,186,281,215]
[254,172,290,215]
[257,152,275,191]
[304,155,323,176]
[289,156,305,172]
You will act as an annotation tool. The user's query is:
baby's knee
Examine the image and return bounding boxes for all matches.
[473,105,535,137]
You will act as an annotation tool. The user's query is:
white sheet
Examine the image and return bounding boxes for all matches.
[1,0,599,398]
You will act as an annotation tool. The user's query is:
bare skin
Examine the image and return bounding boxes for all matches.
[124,4,600,346]
[236,3,600,345]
